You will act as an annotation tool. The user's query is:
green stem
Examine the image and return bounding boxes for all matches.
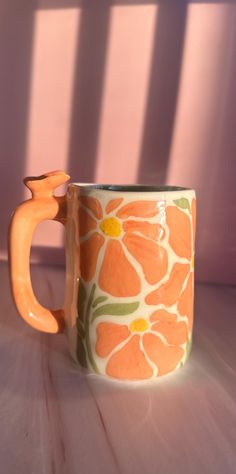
[85,283,99,374]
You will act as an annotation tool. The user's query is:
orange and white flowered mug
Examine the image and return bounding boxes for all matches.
[9,171,196,382]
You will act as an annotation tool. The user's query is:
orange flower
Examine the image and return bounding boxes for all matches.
[78,196,167,297]
[145,199,196,333]
[96,310,188,380]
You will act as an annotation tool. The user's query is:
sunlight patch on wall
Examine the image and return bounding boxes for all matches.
[95,4,158,184]
[25,8,80,248]
[167,3,233,189]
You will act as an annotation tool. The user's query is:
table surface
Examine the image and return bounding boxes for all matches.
[1,261,235,474]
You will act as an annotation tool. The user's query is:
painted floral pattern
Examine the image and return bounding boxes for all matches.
[76,194,196,381]
[145,198,196,333]
[79,196,167,296]
[96,310,188,379]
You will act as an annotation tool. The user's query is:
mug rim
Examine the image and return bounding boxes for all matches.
[69,183,195,193]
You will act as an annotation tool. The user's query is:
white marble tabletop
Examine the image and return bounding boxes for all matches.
[0,261,235,474]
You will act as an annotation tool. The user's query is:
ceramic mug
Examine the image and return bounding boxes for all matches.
[9,171,196,381]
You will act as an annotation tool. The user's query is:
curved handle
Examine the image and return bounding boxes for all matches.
[9,171,70,333]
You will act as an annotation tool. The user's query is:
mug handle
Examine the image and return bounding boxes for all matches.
[9,171,70,333]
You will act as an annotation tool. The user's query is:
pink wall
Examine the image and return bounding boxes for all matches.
[1,1,236,285]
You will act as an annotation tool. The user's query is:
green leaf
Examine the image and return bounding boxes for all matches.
[92,296,108,308]
[85,283,100,373]
[76,318,85,338]
[91,301,139,321]
[76,336,87,368]
[77,279,87,322]
[186,336,192,360]
[174,197,190,212]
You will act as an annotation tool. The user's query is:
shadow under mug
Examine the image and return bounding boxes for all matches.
[9,171,196,382]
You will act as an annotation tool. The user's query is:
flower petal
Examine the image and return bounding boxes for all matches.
[106,198,123,214]
[99,240,141,296]
[151,310,188,345]
[96,322,130,358]
[191,198,196,248]
[123,233,168,285]
[80,196,103,219]
[79,206,97,237]
[123,221,165,241]
[166,206,192,259]
[150,309,176,323]
[80,232,105,282]
[143,333,184,376]
[145,262,190,305]
[117,201,160,219]
[106,335,153,380]
[178,272,194,333]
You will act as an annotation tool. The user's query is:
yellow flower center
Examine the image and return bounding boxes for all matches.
[99,217,122,238]
[130,318,149,333]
